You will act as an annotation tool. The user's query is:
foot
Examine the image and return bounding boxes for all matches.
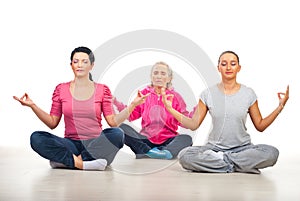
[83,159,107,171]
[203,150,224,160]
[146,147,173,160]
[49,161,67,169]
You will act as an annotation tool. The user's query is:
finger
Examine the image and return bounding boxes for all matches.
[137,90,142,97]
[19,95,26,100]
[166,94,174,101]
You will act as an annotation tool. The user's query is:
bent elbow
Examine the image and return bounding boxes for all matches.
[107,121,118,127]
[256,126,266,132]
[110,123,118,127]
[49,125,58,130]
[190,125,199,131]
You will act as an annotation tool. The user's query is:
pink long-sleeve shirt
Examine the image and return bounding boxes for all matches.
[50,82,114,140]
[114,86,190,144]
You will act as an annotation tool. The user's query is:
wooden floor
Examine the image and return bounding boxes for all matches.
[0,146,299,201]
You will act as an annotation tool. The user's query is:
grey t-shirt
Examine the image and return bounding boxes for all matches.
[200,84,257,149]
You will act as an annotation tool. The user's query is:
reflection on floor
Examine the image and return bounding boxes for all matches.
[0,146,299,201]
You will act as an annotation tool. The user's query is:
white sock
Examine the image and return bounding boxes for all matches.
[203,150,224,160]
[216,151,224,160]
[83,159,107,171]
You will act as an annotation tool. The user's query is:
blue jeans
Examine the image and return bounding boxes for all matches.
[30,128,124,168]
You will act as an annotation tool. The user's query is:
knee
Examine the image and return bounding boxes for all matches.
[260,144,279,165]
[105,128,125,149]
[269,146,279,163]
[175,134,193,147]
[178,152,193,170]
[178,147,190,164]
[181,134,193,146]
[119,123,130,133]
[30,131,44,151]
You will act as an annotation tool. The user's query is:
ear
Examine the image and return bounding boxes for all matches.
[90,63,94,70]
[237,64,241,72]
[167,75,172,83]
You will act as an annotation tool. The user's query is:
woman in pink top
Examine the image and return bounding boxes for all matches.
[114,62,193,159]
[13,46,147,171]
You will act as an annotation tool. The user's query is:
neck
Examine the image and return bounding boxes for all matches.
[72,77,92,87]
[154,86,163,94]
[219,80,240,94]
[220,80,238,90]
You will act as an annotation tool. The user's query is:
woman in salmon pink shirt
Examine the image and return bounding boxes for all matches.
[114,62,193,160]
[14,46,147,171]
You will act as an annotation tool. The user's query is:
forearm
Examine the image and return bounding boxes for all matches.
[113,103,136,126]
[256,103,284,132]
[113,97,127,112]
[168,108,200,131]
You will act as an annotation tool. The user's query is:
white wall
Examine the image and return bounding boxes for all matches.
[0,0,298,155]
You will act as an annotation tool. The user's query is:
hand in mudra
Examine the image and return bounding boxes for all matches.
[13,93,35,107]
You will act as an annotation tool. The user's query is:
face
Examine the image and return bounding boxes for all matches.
[151,64,171,88]
[218,53,241,80]
[70,52,93,78]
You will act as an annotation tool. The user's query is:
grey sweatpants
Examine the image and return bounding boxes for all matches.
[178,143,279,174]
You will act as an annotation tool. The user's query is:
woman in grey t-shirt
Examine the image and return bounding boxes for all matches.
[162,50,289,173]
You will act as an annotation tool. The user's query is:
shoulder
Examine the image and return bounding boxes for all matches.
[94,83,113,98]
[140,86,152,94]
[55,81,70,88]
[201,84,218,96]
[240,84,256,94]
[240,84,257,105]
[53,82,70,92]
[168,88,184,99]
[52,82,70,99]
[95,83,111,91]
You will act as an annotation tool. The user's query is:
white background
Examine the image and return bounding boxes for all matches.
[0,0,298,156]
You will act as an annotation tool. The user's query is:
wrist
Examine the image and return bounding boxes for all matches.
[167,106,174,112]
[277,103,284,114]
[128,102,137,111]
[30,103,37,109]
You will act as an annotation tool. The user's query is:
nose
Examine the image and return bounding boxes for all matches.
[155,74,162,78]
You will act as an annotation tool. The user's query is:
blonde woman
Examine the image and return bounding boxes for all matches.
[114,62,193,160]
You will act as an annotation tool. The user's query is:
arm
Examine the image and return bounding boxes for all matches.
[162,88,208,130]
[112,96,127,112]
[249,85,289,132]
[105,91,149,127]
[13,93,61,129]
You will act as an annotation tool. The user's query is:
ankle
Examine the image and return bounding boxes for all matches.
[73,155,83,169]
